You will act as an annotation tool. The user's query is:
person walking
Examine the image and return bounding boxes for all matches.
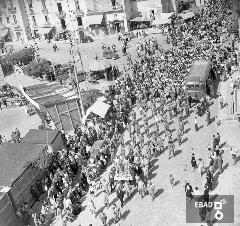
[219,95,224,109]
[99,211,107,226]
[198,158,205,177]
[230,147,238,165]
[191,153,198,172]
[168,142,175,159]
[148,180,156,201]
[89,198,96,217]
[194,116,198,132]
[117,189,125,207]
[104,191,110,209]
[188,94,192,108]
[169,174,174,189]
[138,179,145,199]
[206,109,211,126]
[212,135,216,152]
[216,132,221,148]
[177,129,182,146]
[217,155,223,174]
[185,182,194,201]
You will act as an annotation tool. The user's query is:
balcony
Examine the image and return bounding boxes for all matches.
[42,7,48,14]
[8,6,17,14]
[75,9,84,16]
[56,11,66,19]
[42,22,51,27]
[87,4,124,15]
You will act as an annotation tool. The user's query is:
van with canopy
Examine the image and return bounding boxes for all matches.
[185,59,214,100]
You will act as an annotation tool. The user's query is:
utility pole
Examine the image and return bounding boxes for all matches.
[69,34,85,117]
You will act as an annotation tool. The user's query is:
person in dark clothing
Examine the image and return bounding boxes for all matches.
[30,185,40,202]
[187,94,192,108]
[185,182,194,201]
[191,153,197,171]
[117,189,124,207]
[206,170,213,191]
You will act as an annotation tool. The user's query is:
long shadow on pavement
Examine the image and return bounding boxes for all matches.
[121,209,131,220]
[154,188,164,199]
[174,149,182,157]
[124,188,138,205]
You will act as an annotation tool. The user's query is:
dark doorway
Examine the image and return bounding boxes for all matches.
[77,17,82,26]
[60,19,66,30]
[57,3,62,12]
[114,22,121,33]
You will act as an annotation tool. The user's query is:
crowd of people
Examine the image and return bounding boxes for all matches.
[11,0,240,225]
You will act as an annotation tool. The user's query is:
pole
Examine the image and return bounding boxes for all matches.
[76,42,89,90]
[69,34,85,117]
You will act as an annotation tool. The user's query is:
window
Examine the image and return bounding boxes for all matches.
[32,16,36,25]
[195,84,200,90]
[45,15,49,23]
[42,0,46,8]
[9,0,13,7]
[187,84,194,90]
[6,17,10,23]
[77,17,82,26]
[13,15,17,24]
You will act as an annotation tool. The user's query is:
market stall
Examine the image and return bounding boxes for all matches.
[88,59,113,81]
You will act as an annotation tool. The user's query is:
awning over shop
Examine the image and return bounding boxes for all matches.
[84,15,103,27]
[152,13,175,25]
[178,11,195,20]
[38,27,52,34]
[0,29,8,38]
[130,17,152,22]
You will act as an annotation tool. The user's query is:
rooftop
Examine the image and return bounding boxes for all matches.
[21,129,59,145]
[0,143,45,187]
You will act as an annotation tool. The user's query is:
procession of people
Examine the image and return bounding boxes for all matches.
[10,0,240,225]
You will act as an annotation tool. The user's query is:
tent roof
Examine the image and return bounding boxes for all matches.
[178,11,195,20]
[24,82,78,107]
[21,129,60,145]
[86,100,110,118]
[130,17,152,22]
[152,12,175,25]
[0,143,46,186]
[88,60,111,72]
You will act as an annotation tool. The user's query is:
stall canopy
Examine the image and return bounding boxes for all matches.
[152,12,175,25]
[83,100,110,123]
[130,17,152,22]
[85,15,103,27]
[88,60,111,72]
[0,143,46,186]
[178,11,195,20]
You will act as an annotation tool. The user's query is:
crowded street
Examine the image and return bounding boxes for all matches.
[0,0,240,226]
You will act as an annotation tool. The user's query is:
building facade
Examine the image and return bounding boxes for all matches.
[0,0,31,42]
[1,0,179,42]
